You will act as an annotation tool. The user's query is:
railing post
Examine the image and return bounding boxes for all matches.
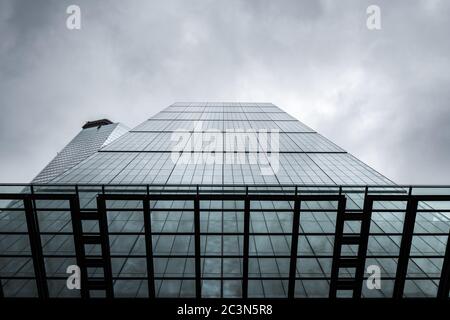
[393,197,418,299]
[242,193,250,298]
[0,274,3,298]
[194,193,201,298]
[288,198,301,298]
[24,196,48,299]
[143,198,156,298]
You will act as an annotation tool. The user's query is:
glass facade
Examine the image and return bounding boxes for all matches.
[33,123,129,184]
[50,102,392,185]
[0,103,449,299]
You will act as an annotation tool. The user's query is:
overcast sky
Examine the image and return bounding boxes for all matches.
[0,0,449,184]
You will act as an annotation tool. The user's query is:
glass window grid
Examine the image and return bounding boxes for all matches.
[2,192,449,298]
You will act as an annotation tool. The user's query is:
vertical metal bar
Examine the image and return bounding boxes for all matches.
[220,195,224,298]
[143,198,156,298]
[353,191,372,299]
[30,186,48,298]
[329,196,347,298]
[437,230,450,299]
[242,196,250,298]
[96,195,114,298]
[288,199,301,298]
[393,197,418,299]
[69,194,89,298]
[0,197,5,297]
[24,196,48,299]
[194,195,201,298]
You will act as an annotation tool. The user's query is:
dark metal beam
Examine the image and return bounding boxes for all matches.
[0,276,3,298]
[242,197,250,298]
[24,196,48,299]
[288,199,301,299]
[393,198,419,299]
[194,196,202,298]
[143,199,156,298]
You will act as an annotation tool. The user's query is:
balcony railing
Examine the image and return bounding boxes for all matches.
[0,184,449,299]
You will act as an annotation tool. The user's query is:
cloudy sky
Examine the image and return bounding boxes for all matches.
[0,0,449,184]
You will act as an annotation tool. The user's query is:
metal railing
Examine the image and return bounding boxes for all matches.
[0,184,449,299]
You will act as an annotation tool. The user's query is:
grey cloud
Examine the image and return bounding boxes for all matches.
[0,0,449,183]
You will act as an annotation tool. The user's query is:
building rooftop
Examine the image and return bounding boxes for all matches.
[82,119,113,129]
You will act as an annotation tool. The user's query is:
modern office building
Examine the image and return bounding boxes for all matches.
[0,102,449,299]
[33,119,129,184]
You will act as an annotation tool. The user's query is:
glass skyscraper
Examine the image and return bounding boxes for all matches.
[0,102,449,299]
[46,102,393,186]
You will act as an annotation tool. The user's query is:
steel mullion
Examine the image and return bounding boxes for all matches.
[288,199,301,299]
[393,197,419,299]
[194,196,201,298]
[242,196,250,298]
[24,196,49,299]
[143,198,156,298]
